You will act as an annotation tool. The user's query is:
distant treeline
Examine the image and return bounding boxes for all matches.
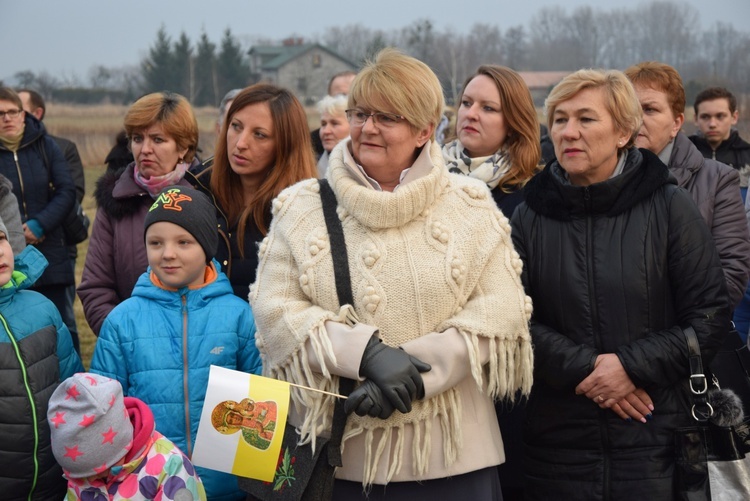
[6,1,749,106]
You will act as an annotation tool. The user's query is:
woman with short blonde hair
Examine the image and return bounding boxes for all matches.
[545,69,642,148]
[249,49,533,500]
[512,68,728,499]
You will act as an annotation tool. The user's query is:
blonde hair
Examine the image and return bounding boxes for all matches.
[348,48,444,136]
[124,92,198,162]
[545,69,642,149]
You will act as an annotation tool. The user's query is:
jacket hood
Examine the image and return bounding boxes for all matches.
[0,115,46,152]
[668,132,706,187]
[121,396,156,465]
[2,245,48,290]
[131,260,234,308]
[725,129,750,150]
[522,147,672,220]
[20,115,46,148]
[691,129,750,152]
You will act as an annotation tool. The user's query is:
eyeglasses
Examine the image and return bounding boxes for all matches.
[345,109,406,128]
[0,109,22,120]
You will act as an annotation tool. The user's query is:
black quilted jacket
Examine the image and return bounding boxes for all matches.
[511,148,729,500]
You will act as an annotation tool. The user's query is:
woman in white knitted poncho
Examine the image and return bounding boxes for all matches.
[249,48,533,501]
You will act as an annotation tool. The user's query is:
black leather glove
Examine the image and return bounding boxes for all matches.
[358,336,431,413]
[344,380,396,419]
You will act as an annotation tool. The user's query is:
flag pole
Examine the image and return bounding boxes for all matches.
[288,382,346,399]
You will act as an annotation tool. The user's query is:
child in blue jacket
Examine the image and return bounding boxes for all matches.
[0,217,83,500]
[91,186,261,501]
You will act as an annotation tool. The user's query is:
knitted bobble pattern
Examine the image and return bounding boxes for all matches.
[251,141,533,482]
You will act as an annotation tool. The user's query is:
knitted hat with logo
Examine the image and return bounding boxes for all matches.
[47,373,133,478]
[144,185,218,264]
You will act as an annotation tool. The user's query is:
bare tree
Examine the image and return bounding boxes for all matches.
[503,25,528,70]
[321,24,392,65]
[430,29,471,105]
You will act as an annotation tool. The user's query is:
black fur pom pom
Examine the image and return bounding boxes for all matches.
[708,388,745,427]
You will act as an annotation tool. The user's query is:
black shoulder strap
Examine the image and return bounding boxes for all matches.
[318,179,353,307]
[684,326,712,422]
[318,178,354,468]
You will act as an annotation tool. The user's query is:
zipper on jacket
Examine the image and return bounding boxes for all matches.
[13,151,29,218]
[181,294,192,457]
[218,228,233,278]
[583,192,612,499]
[0,312,39,501]
[600,411,611,501]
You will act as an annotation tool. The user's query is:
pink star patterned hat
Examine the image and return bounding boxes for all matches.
[48,373,134,478]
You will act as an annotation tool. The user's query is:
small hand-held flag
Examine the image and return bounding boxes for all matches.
[193,366,291,481]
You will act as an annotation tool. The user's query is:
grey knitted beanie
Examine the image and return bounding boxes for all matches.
[48,373,133,478]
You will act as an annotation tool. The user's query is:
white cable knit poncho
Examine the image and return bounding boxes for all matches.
[250,140,533,485]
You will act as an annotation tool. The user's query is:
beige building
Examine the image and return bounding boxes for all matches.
[518,71,571,106]
[248,42,357,104]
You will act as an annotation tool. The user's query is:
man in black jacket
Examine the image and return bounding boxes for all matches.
[18,88,84,352]
[689,86,750,202]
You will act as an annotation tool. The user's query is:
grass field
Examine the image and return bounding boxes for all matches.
[75,165,104,369]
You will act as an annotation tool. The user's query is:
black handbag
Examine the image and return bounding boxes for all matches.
[710,327,750,420]
[38,139,90,245]
[240,179,354,501]
[674,326,750,500]
[60,201,90,245]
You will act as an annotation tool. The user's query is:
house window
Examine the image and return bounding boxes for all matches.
[312,54,321,68]
[298,77,308,94]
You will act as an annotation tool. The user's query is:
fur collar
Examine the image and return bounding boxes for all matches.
[94,164,149,220]
[94,163,200,220]
[523,148,672,220]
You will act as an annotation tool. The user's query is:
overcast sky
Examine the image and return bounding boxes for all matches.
[3,0,749,83]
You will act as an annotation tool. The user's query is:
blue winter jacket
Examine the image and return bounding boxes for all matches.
[0,246,83,500]
[90,261,261,501]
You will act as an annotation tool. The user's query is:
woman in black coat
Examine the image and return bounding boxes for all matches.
[511,69,729,500]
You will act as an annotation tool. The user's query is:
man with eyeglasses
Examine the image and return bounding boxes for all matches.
[0,86,77,353]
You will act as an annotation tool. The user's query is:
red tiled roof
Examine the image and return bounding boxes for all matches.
[518,71,571,89]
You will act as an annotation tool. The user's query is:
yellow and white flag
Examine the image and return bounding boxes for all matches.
[193,366,290,481]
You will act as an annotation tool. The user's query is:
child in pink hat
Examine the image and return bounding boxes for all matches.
[48,372,206,500]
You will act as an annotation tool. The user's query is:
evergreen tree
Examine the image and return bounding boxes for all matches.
[173,32,194,100]
[216,28,250,94]
[194,31,218,107]
[142,26,178,93]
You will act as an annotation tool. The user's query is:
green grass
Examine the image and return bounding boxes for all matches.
[75,164,105,369]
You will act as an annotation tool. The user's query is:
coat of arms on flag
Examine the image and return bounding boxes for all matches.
[193,366,290,481]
